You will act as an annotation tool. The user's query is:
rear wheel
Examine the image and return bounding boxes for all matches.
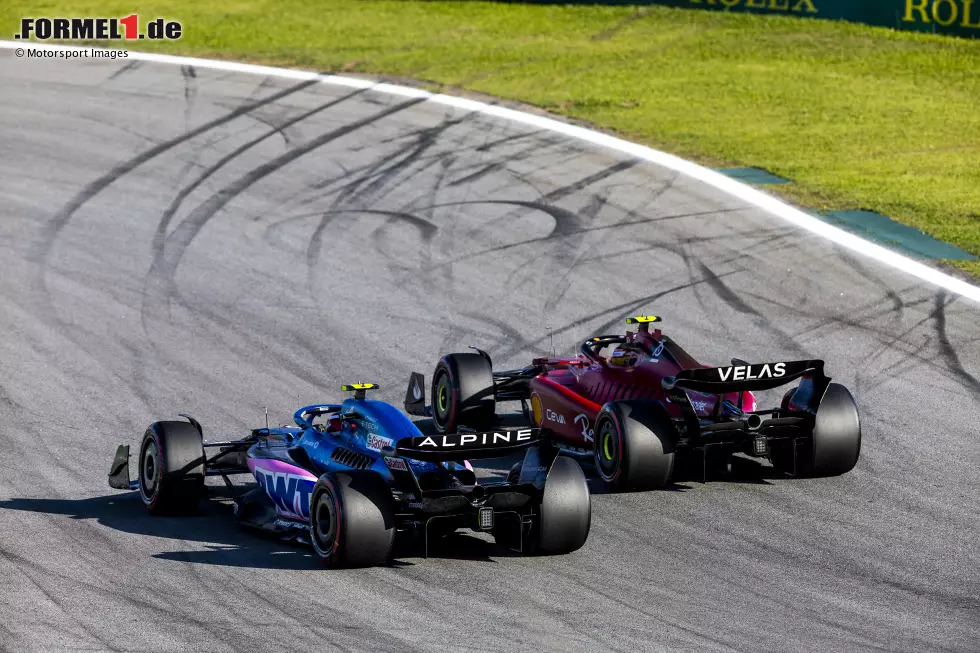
[309,471,396,567]
[138,421,205,514]
[528,456,591,555]
[771,383,861,478]
[431,353,495,434]
[594,400,676,492]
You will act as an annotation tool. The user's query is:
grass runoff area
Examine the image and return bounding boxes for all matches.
[5,2,980,276]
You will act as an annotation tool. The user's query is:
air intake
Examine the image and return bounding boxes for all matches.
[330,447,373,470]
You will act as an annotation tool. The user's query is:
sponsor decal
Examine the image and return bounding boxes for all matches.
[691,399,710,413]
[688,0,817,14]
[545,409,566,425]
[416,429,536,448]
[524,465,548,473]
[717,362,786,382]
[344,408,376,425]
[652,341,665,357]
[903,0,980,29]
[412,378,422,401]
[383,456,408,471]
[367,434,393,452]
[14,15,183,41]
[407,501,424,510]
[253,467,315,520]
[574,414,594,443]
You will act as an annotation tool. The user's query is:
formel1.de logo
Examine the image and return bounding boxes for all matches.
[14,15,182,41]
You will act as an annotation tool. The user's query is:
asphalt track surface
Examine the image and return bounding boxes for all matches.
[1,54,979,653]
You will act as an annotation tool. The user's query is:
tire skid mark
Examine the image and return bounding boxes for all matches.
[0,549,123,652]
[492,273,738,360]
[370,112,484,297]
[447,161,503,187]
[140,86,370,336]
[0,541,254,651]
[833,246,906,313]
[417,205,739,274]
[142,97,426,326]
[474,129,543,152]
[285,120,533,226]
[37,77,320,269]
[559,568,738,653]
[150,86,368,261]
[324,208,439,283]
[331,109,479,207]
[180,64,197,128]
[931,291,980,396]
[28,80,327,404]
[304,109,481,299]
[102,59,142,83]
[735,290,980,397]
[544,172,681,311]
[469,153,628,233]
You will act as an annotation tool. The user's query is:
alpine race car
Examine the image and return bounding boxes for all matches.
[107,384,591,567]
[406,316,861,492]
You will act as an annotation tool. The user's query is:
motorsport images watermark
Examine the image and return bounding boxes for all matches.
[13,47,129,60]
[14,15,182,41]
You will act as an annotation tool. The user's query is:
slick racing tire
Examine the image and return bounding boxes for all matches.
[593,400,676,492]
[138,421,205,514]
[528,456,591,555]
[773,383,861,478]
[309,471,396,568]
[431,353,495,434]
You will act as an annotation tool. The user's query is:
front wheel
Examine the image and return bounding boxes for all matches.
[309,471,396,568]
[138,421,205,514]
[593,400,676,492]
[431,353,495,434]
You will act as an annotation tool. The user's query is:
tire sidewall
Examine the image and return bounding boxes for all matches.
[310,477,343,564]
[138,428,163,510]
[432,360,457,434]
[594,408,624,485]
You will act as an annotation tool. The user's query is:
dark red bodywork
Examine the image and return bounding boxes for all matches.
[527,328,756,450]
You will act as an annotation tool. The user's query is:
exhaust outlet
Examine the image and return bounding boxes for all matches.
[746,414,763,431]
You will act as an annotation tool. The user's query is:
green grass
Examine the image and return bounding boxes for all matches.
[6,1,980,275]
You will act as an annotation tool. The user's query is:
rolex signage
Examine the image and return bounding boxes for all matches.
[554,0,980,38]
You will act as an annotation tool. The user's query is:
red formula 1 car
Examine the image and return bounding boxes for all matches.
[406,316,861,492]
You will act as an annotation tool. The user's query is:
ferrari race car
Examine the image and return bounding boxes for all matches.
[407,316,861,492]
[107,384,591,567]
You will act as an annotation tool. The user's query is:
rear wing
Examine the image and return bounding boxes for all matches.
[668,360,830,412]
[396,428,544,462]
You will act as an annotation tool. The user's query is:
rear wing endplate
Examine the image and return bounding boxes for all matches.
[404,372,429,416]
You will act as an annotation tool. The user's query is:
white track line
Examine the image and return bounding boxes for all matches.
[4,40,979,304]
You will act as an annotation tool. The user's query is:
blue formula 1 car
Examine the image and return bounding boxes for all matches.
[107,384,591,567]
